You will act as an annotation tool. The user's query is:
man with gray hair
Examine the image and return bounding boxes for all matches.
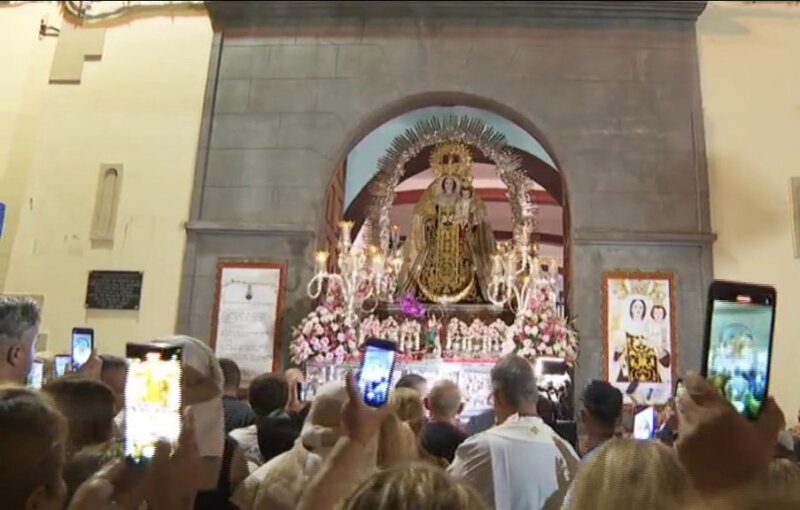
[422,380,466,462]
[448,354,578,510]
[0,296,41,384]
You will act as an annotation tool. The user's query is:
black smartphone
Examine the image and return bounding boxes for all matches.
[71,327,94,371]
[28,360,44,389]
[54,354,71,378]
[357,338,398,408]
[124,342,183,465]
[701,280,776,420]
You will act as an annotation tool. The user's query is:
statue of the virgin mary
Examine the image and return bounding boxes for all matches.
[397,142,496,304]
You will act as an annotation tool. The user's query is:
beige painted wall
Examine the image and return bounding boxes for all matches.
[698,2,800,422]
[0,4,212,355]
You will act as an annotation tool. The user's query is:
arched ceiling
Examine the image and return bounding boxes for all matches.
[344,105,559,209]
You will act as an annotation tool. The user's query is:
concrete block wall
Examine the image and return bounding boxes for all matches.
[179,2,712,393]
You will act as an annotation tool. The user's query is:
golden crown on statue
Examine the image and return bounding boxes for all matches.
[430,142,474,185]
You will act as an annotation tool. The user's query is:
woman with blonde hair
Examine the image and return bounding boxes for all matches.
[568,438,693,510]
[343,463,486,510]
[378,387,424,467]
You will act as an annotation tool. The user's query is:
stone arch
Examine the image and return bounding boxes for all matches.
[318,92,573,307]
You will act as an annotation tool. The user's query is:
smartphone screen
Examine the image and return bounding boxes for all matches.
[633,407,656,440]
[703,281,776,420]
[357,339,397,408]
[71,328,94,370]
[54,355,71,378]
[297,382,309,402]
[124,343,183,465]
[28,360,44,389]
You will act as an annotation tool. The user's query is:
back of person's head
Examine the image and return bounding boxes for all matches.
[301,380,349,453]
[98,354,126,375]
[490,354,538,409]
[0,385,67,510]
[427,380,463,420]
[98,354,127,412]
[390,387,425,436]
[377,388,425,468]
[763,458,800,505]
[63,440,122,505]
[218,358,242,392]
[395,373,428,394]
[569,438,692,510]
[582,380,623,430]
[0,296,41,384]
[343,463,486,510]
[42,377,115,455]
[248,373,288,416]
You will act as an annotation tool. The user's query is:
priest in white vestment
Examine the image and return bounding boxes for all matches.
[448,354,578,510]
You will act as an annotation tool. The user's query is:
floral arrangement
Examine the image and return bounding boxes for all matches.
[445,318,469,352]
[290,301,358,365]
[510,305,579,365]
[380,316,400,342]
[399,319,422,354]
[358,314,382,345]
[486,319,509,353]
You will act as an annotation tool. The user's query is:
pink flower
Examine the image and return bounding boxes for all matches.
[314,354,324,363]
[310,338,321,350]
[324,352,334,362]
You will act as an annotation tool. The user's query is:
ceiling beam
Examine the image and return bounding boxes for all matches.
[206,1,708,29]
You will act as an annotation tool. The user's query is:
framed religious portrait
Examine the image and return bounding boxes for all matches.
[210,260,287,386]
[602,271,677,406]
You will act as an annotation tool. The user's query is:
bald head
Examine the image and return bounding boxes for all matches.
[426,380,462,420]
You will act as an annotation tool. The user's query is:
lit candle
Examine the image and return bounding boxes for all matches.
[372,254,384,277]
[339,221,354,248]
[315,251,329,273]
[391,257,403,273]
[504,252,516,275]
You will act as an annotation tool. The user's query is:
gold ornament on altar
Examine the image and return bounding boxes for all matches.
[398,141,497,304]
[430,142,473,181]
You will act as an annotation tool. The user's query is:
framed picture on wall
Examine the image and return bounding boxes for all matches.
[602,271,677,406]
[210,259,287,387]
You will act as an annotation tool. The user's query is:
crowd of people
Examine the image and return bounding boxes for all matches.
[1,294,800,510]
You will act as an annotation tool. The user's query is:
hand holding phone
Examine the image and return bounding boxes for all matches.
[71,327,95,371]
[342,371,393,446]
[675,372,784,495]
[357,339,397,408]
[701,280,776,420]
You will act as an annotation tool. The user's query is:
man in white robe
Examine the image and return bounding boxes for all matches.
[448,354,578,510]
